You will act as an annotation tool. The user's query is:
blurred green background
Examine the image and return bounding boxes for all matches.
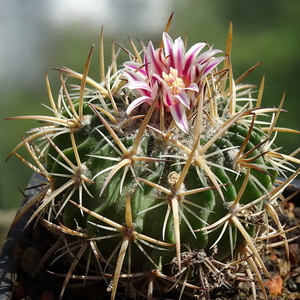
[0,0,299,239]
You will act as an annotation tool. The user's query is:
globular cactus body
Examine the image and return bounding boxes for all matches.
[7,20,299,300]
[52,107,273,266]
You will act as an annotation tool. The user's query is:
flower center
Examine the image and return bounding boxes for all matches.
[162,67,185,95]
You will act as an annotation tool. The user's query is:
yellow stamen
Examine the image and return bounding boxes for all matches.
[162,67,185,95]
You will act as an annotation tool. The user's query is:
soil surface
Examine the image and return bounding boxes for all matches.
[210,201,300,300]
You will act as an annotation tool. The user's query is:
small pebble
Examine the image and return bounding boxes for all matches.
[286,279,299,292]
[41,290,55,300]
[20,246,42,278]
[264,275,283,296]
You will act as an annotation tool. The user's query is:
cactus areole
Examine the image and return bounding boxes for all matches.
[7,19,300,300]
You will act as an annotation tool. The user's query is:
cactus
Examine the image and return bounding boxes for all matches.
[7,18,300,300]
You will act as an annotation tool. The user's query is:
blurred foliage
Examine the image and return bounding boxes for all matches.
[1,0,299,210]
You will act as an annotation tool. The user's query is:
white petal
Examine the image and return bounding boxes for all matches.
[185,82,199,93]
[127,96,151,114]
[162,32,174,56]
[124,70,146,82]
[124,81,152,92]
[170,102,189,133]
[175,92,190,108]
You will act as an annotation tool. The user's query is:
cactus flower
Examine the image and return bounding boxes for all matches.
[124,32,224,132]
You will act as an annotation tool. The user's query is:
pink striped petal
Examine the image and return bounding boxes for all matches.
[124,81,152,93]
[124,61,141,71]
[183,42,206,74]
[127,96,152,114]
[170,36,185,74]
[185,82,199,92]
[163,89,175,107]
[169,102,189,133]
[145,41,164,75]
[201,57,225,76]
[162,32,173,57]
[150,81,159,98]
[175,91,190,108]
[124,61,147,77]
[196,49,223,65]
[124,70,146,83]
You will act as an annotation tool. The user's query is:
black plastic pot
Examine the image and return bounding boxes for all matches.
[0,173,39,300]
